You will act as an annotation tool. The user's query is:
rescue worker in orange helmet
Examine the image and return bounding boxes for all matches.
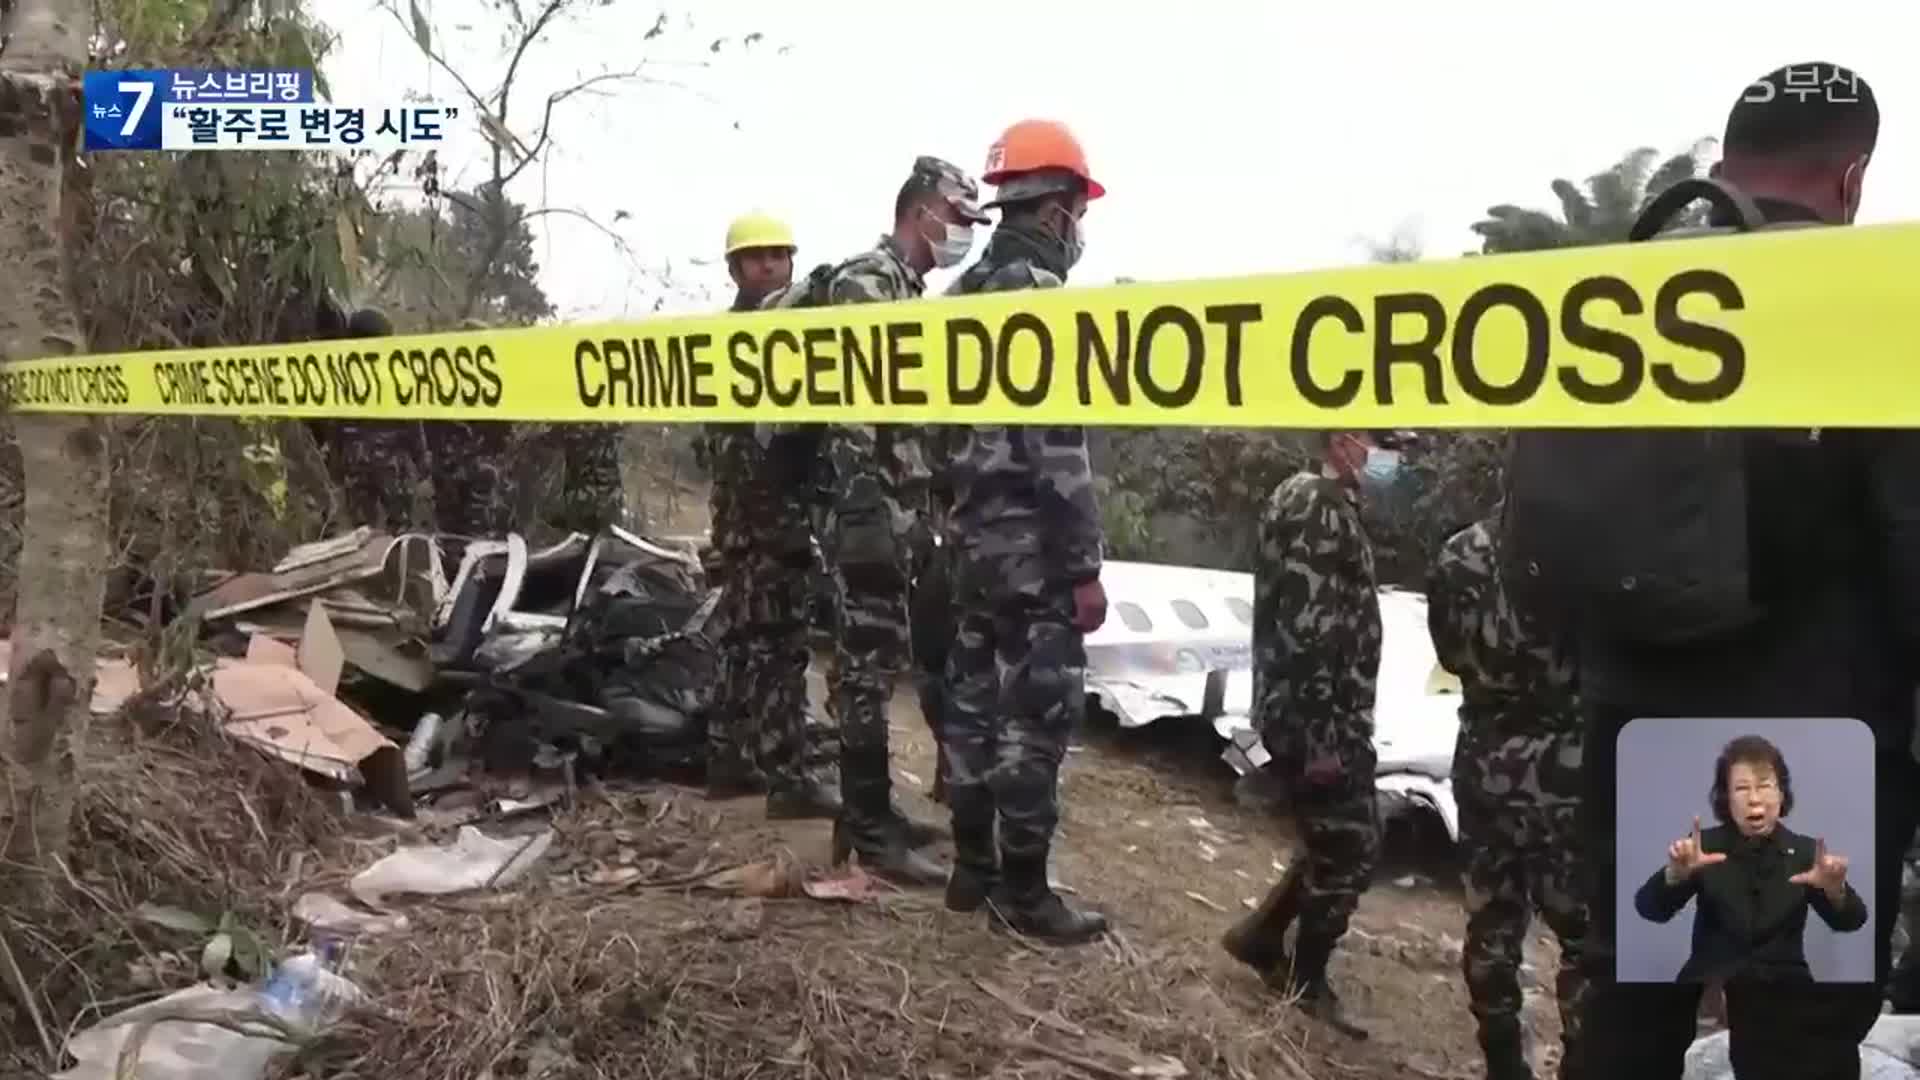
[933,118,1111,945]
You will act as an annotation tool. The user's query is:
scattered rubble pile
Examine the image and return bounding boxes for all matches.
[107,524,726,814]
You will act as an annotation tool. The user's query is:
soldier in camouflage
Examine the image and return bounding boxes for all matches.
[939,120,1109,944]
[426,317,516,537]
[546,424,624,534]
[761,157,987,886]
[1428,510,1589,1080]
[1222,429,1415,1038]
[308,305,434,532]
[701,214,844,810]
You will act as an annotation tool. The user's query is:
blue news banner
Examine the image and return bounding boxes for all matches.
[82,68,457,152]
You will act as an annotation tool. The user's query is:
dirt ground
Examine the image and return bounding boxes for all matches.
[3,657,1569,1080]
[675,663,1570,1080]
[611,475,1570,1078]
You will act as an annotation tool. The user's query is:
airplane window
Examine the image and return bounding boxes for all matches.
[1171,599,1210,630]
[1226,597,1253,626]
[1116,601,1153,632]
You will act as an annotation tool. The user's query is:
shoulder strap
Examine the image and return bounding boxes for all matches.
[803,262,839,305]
[1629,177,1767,241]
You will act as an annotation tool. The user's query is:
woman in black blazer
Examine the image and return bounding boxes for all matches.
[1635,734,1868,985]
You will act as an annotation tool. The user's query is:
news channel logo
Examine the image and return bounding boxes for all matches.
[82,69,456,152]
[1741,63,1866,106]
[84,69,309,151]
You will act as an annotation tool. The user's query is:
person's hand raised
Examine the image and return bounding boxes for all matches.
[1665,816,1727,885]
[1788,837,1850,899]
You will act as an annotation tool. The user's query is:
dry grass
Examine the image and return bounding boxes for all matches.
[275,787,1314,1080]
[2,701,1316,1079]
[0,686,357,1071]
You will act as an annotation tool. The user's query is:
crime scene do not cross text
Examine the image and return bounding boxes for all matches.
[572,267,1751,419]
[0,260,1754,422]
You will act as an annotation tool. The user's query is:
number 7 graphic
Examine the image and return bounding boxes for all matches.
[117,79,152,138]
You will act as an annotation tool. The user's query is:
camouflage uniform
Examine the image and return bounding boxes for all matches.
[812,235,931,756]
[1429,518,1588,1080]
[702,294,839,810]
[941,219,1107,940]
[784,232,943,881]
[544,425,625,533]
[428,421,516,535]
[308,308,430,532]
[412,319,515,536]
[327,421,431,530]
[1225,468,1380,1033]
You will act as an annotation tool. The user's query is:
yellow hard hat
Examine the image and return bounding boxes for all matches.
[725,211,796,257]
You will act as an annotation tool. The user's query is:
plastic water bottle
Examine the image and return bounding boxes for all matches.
[256,934,348,1030]
[403,712,444,774]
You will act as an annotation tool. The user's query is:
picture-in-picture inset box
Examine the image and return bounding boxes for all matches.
[1614,716,1876,984]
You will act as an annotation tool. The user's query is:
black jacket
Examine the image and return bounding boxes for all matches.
[1579,199,1920,750]
[1634,821,1868,983]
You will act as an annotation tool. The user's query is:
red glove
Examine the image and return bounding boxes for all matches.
[1071,578,1108,633]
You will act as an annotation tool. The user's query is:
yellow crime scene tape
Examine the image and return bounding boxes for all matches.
[4,222,1917,427]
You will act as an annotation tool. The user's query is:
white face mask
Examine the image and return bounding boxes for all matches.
[1362,447,1403,486]
[929,219,974,268]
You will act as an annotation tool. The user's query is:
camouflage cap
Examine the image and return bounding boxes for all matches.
[908,155,989,224]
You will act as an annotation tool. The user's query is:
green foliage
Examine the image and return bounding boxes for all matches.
[133,903,272,981]
[369,185,556,330]
[0,0,381,617]
[1471,140,1718,253]
[1096,429,1310,571]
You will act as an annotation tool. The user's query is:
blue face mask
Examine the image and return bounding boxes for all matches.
[1361,448,1402,487]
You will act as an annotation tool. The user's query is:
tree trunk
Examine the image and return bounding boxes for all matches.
[0,0,109,880]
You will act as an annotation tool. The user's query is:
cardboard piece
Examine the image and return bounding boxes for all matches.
[219,603,396,785]
[297,600,345,695]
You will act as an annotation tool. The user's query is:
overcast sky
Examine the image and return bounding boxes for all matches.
[314,0,1920,321]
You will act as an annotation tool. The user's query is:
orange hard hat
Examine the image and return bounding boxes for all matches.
[981,119,1105,200]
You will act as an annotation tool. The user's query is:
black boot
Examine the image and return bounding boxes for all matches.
[1288,934,1369,1040]
[1478,1022,1534,1080]
[705,756,768,800]
[886,804,945,849]
[988,848,1107,946]
[1222,863,1302,984]
[832,748,947,887]
[945,815,998,912]
[765,775,841,820]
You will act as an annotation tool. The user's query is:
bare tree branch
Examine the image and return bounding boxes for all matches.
[499,63,686,188]
[378,1,765,323]
[439,189,483,217]
[521,205,632,251]
[497,0,567,124]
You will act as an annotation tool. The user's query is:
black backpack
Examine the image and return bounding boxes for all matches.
[754,261,845,482]
[1497,177,1822,648]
